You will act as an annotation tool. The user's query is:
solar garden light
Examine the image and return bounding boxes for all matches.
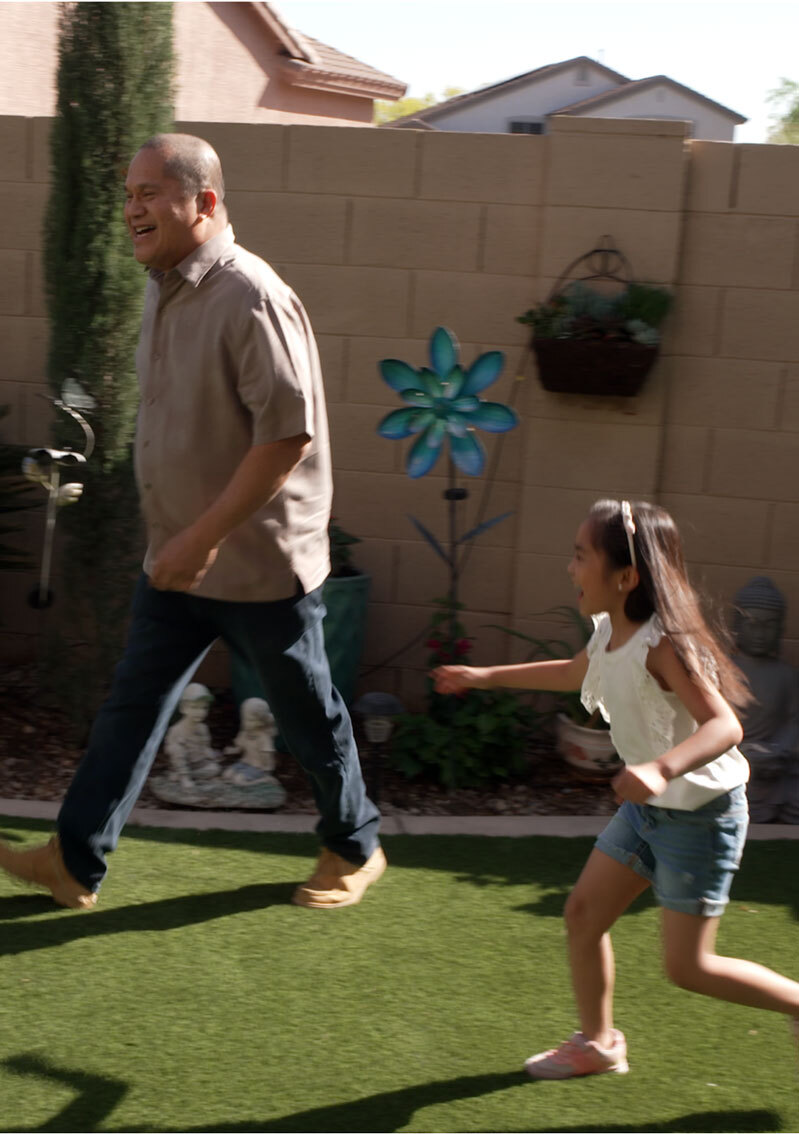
[353,691,405,806]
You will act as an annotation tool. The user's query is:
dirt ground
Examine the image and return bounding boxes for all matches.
[0,664,617,818]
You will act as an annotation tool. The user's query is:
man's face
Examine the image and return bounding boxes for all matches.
[124,148,203,271]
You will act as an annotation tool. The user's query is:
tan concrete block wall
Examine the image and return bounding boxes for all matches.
[2,115,799,695]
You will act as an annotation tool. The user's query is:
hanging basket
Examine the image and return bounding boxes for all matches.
[533,338,659,397]
[526,236,667,398]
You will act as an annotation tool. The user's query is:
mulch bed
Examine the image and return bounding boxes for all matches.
[0,666,616,818]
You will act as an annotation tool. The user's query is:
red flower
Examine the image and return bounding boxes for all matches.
[455,638,472,656]
[426,638,442,650]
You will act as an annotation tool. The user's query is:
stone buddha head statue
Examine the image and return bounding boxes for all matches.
[732,576,786,659]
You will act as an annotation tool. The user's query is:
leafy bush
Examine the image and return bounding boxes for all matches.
[517,281,673,346]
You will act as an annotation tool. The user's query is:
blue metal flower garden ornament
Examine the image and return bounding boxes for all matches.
[377,327,518,478]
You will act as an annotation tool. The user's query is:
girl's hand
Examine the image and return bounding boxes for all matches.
[611,761,669,805]
[432,665,490,695]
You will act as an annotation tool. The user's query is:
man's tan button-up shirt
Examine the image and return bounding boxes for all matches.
[134,226,332,601]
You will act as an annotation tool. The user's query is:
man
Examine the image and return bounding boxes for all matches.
[0,134,384,910]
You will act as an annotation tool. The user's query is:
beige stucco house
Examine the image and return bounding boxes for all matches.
[388,56,745,141]
[0,1,406,125]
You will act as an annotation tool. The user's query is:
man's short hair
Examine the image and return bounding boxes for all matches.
[139,133,225,202]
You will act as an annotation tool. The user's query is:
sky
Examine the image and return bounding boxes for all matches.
[274,0,798,142]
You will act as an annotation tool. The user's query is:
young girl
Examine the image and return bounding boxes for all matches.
[434,498,799,1079]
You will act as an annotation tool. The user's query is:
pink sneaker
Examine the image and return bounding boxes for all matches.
[524,1030,629,1080]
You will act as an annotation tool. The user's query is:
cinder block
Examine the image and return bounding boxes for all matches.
[659,493,770,567]
[513,551,577,621]
[0,250,28,314]
[0,316,48,383]
[783,365,799,432]
[327,402,399,475]
[679,214,795,288]
[547,130,688,212]
[411,270,531,346]
[769,503,799,572]
[418,132,544,205]
[665,286,720,357]
[29,250,46,318]
[287,125,418,198]
[550,117,690,138]
[685,141,735,212]
[177,121,285,191]
[482,204,540,277]
[361,601,431,667]
[316,334,346,403]
[279,264,409,337]
[516,486,608,556]
[736,144,799,216]
[540,207,681,284]
[0,117,28,182]
[708,429,799,501]
[663,356,781,429]
[17,381,55,446]
[659,425,711,493]
[349,198,480,271]
[31,118,52,183]
[332,469,439,542]
[396,540,513,614]
[720,290,799,362]
[523,419,661,493]
[0,183,48,251]
[226,190,347,264]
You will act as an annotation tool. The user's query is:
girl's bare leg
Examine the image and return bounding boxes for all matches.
[662,910,799,1016]
[564,849,650,1048]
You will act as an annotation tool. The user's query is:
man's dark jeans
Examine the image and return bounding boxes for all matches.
[58,574,380,891]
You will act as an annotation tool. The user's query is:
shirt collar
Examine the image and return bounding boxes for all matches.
[148,225,236,288]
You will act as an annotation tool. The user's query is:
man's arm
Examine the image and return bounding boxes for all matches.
[149,434,310,591]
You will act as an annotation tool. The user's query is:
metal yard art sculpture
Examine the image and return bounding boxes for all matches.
[377,327,518,645]
[22,384,95,608]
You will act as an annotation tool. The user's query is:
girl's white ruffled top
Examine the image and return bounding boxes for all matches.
[582,613,749,810]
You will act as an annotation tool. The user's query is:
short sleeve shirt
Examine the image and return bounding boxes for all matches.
[134,226,332,601]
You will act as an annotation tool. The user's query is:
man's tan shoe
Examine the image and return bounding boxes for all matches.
[292,846,386,909]
[0,835,97,909]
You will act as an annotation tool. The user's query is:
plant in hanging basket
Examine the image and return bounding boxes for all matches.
[518,278,673,397]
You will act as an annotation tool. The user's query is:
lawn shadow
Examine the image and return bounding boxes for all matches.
[0,881,295,956]
[2,1053,128,1132]
[530,1110,781,1133]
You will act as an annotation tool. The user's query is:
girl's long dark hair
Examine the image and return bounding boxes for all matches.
[587,499,751,708]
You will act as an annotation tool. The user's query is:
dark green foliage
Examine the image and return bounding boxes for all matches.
[43,3,174,724]
[517,280,673,345]
[0,406,37,574]
[389,596,535,788]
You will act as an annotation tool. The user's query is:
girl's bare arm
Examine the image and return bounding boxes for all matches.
[432,649,589,695]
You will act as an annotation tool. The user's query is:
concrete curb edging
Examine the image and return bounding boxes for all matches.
[1,798,797,839]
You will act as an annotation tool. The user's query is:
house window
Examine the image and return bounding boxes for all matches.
[509,121,544,134]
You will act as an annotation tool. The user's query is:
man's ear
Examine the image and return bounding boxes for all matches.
[197,189,218,219]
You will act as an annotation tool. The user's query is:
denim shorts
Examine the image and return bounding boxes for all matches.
[594,785,749,917]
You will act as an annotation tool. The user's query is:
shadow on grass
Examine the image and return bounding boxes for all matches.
[0,881,295,956]
[0,1054,782,1134]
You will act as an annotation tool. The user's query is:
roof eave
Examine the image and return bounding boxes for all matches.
[279,58,407,101]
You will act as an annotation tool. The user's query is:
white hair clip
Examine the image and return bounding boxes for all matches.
[621,500,636,568]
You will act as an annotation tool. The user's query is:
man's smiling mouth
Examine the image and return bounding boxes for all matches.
[133,225,155,235]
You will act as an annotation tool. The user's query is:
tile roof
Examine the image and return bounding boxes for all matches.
[261,3,406,99]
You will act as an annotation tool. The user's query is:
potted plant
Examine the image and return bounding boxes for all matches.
[517,239,673,397]
[231,517,370,709]
[321,519,371,706]
[490,606,622,779]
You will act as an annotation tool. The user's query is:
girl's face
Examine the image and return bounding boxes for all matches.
[568,520,622,616]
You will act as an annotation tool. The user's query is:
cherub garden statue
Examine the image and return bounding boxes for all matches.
[163,683,222,791]
[732,577,799,824]
[222,698,279,786]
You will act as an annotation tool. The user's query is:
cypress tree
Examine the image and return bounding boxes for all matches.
[43,2,174,726]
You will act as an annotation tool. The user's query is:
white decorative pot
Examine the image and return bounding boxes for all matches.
[556,713,622,778]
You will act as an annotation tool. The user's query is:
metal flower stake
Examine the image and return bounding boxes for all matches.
[22,389,94,608]
[377,326,518,647]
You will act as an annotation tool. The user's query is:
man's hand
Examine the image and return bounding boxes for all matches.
[432,665,491,695]
[610,761,669,805]
[149,529,218,592]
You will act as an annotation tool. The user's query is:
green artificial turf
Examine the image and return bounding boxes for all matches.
[0,819,796,1133]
